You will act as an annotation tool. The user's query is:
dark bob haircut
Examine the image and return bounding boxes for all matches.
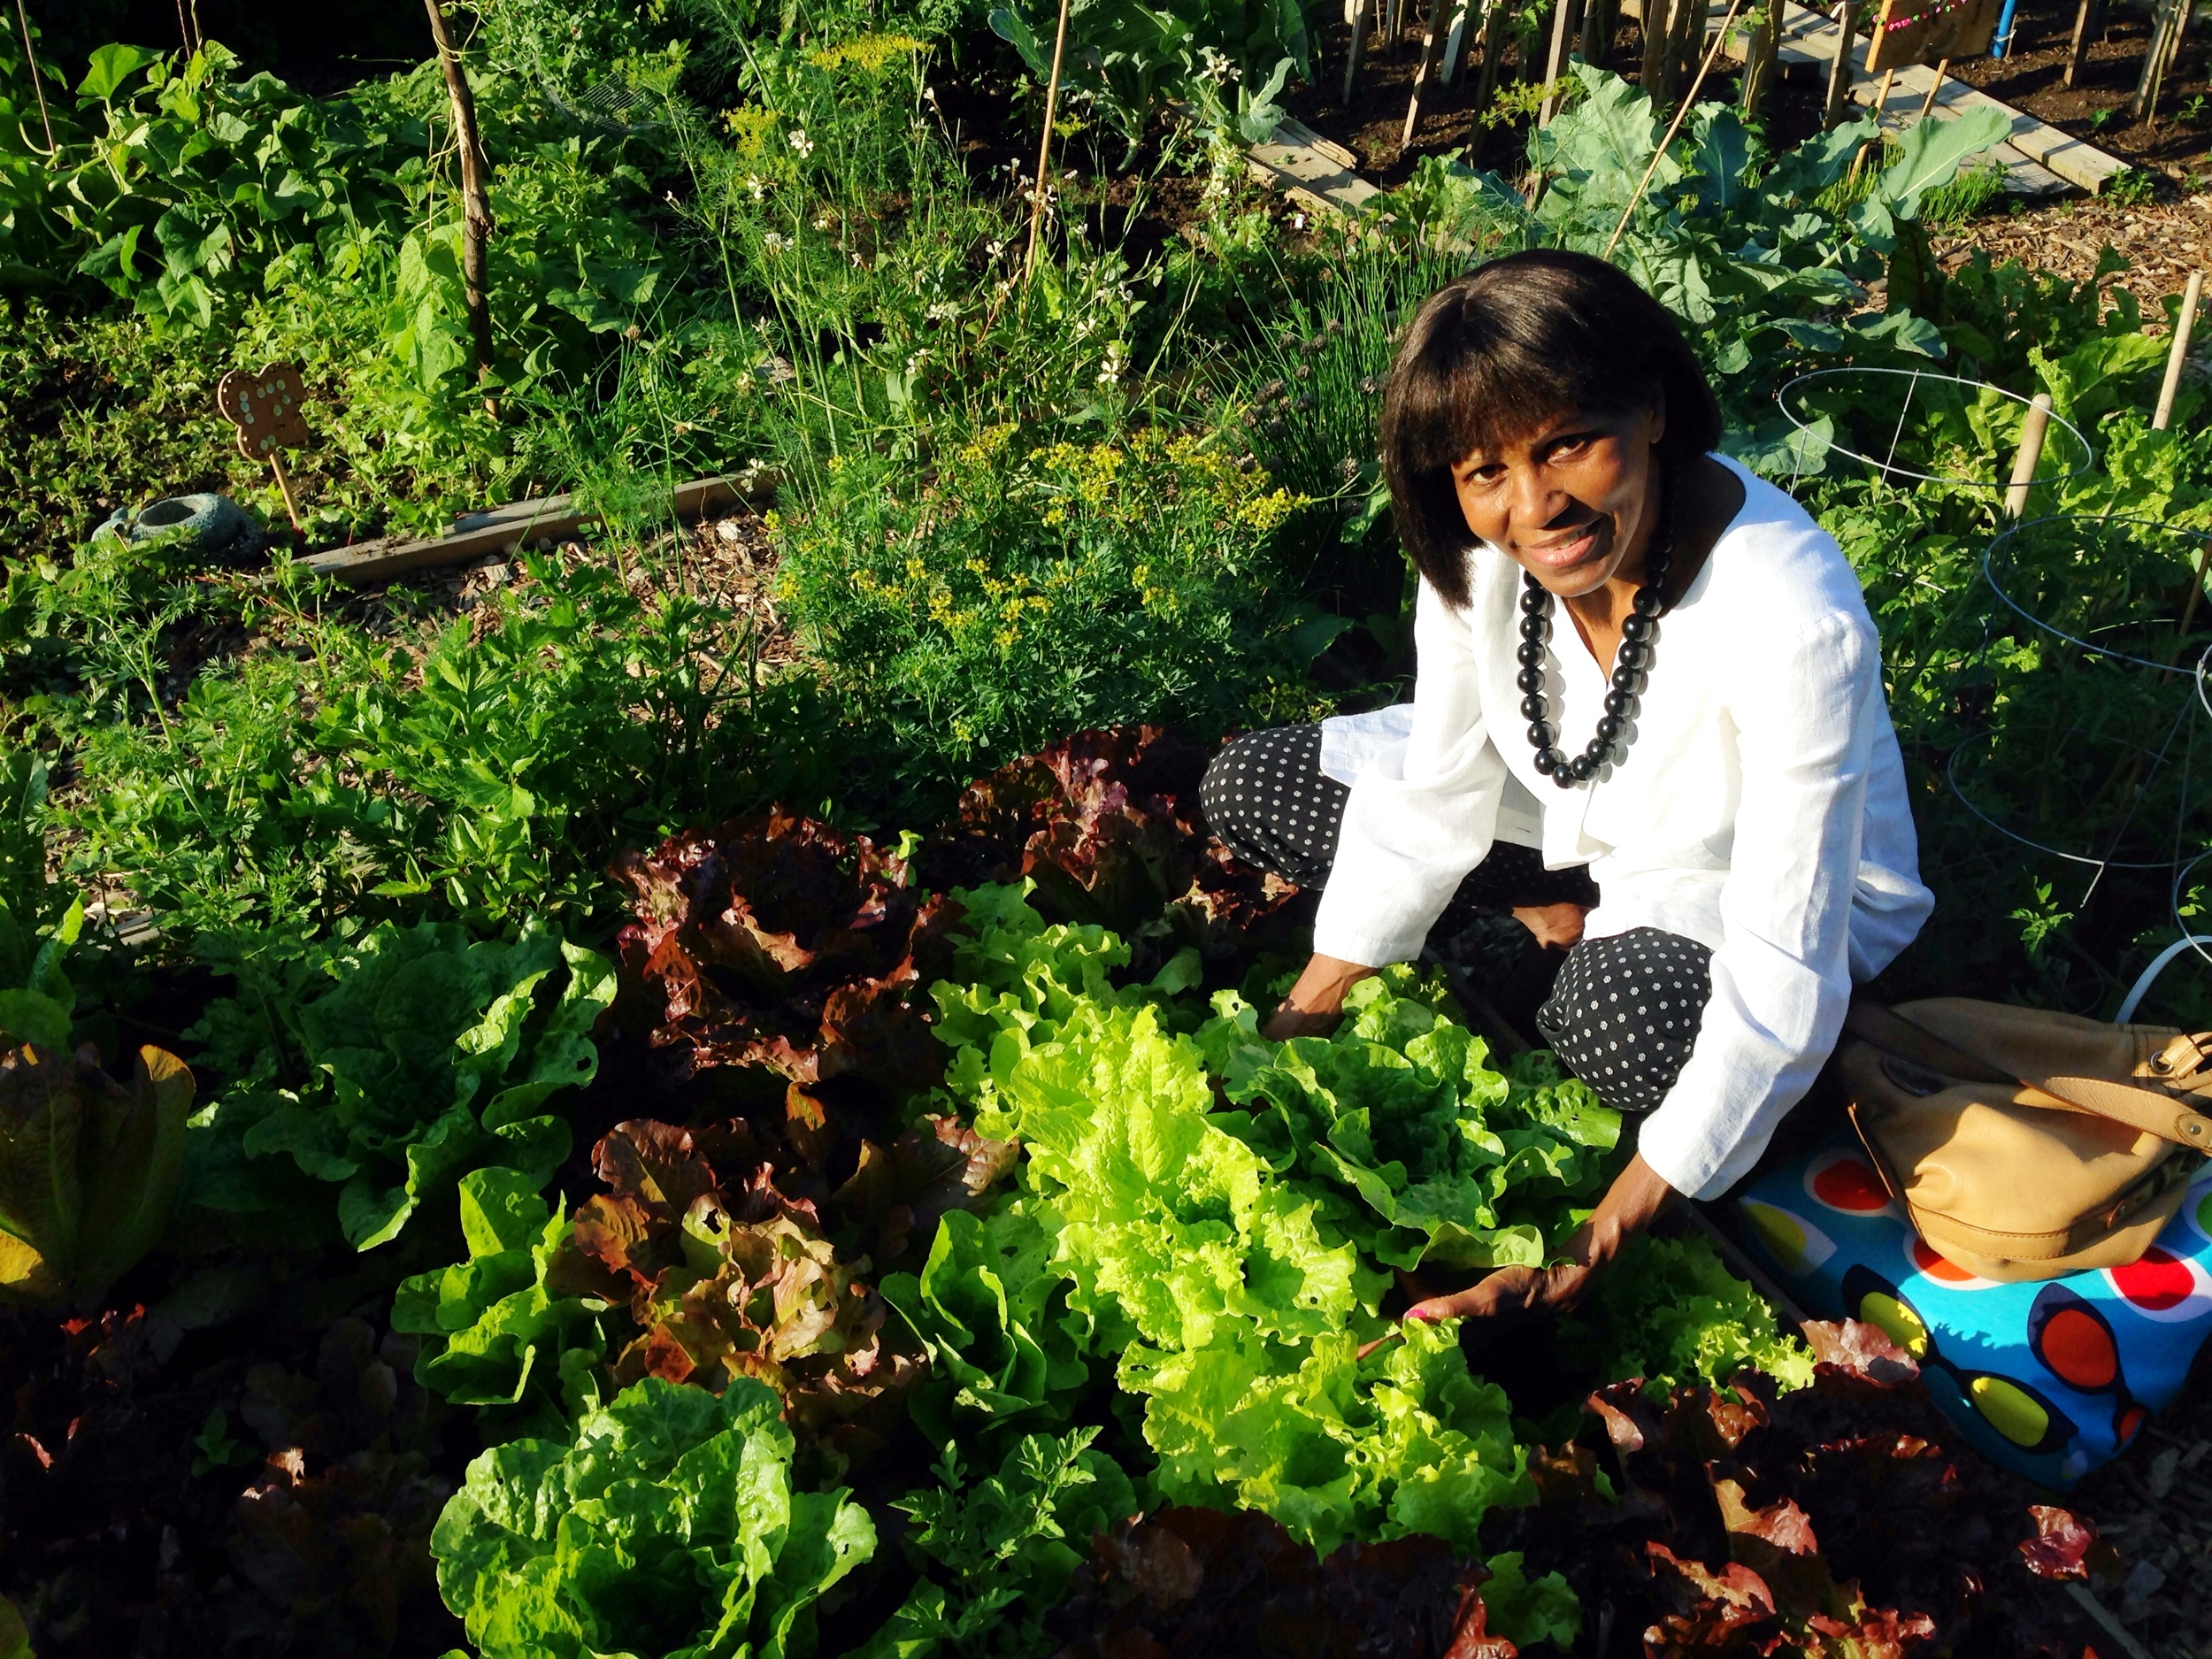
[1380,250,1721,611]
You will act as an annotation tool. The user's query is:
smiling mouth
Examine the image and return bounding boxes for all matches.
[1521,519,1605,572]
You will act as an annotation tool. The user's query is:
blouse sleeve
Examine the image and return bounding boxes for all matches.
[1634,609,1879,1201]
[1311,577,1509,966]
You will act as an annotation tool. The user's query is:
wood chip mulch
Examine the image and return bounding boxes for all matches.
[1935,192,2212,319]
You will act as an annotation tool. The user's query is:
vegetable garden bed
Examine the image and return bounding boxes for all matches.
[5,1,2212,1655]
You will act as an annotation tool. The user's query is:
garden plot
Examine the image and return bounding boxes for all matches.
[5,6,2212,1658]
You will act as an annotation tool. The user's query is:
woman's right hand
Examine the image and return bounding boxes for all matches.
[1262,953,1379,1041]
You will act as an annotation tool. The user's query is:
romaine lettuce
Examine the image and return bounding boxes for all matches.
[430,1376,875,1659]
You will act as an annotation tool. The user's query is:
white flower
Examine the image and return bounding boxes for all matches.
[987,239,1007,258]
[745,174,767,200]
[762,231,792,252]
[926,300,958,322]
[788,127,814,157]
[1291,212,1306,229]
[813,213,833,231]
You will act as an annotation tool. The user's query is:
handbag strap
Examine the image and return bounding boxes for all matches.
[1843,1002,2212,1154]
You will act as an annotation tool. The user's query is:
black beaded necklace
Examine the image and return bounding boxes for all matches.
[1516,469,1677,788]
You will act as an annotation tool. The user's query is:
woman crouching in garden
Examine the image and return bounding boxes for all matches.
[1201,250,1933,1327]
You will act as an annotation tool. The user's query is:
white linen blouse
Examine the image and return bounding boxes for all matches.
[1311,454,1933,1202]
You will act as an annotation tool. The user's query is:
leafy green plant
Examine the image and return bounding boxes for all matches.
[430,1376,877,1659]
[1197,976,1621,1272]
[930,886,1542,1555]
[856,1427,1140,1658]
[2,42,421,330]
[0,1041,194,1308]
[989,0,1310,148]
[1515,66,2010,462]
[774,425,1328,802]
[34,552,772,945]
[2107,165,2157,206]
[393,1165,613,1437]
[880,1201,1092,1448]
[1563,1232,1814,1393]
[188,918,616,1249]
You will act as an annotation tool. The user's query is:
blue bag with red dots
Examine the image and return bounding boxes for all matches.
[1733,1134,2212,1486]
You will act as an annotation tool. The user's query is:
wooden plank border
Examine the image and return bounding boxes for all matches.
[296,474,749,586]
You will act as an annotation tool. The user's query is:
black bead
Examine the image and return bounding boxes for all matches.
[1568,754,1595,780]
[1519,693,1548,722]
[1519,614,1548,642]
[1611,663,1643,692]
[1552,769,1578,789]
[1603,687,1634,718]
[1526,719,1556,749]
[1531,746,1557,775]
[1516,639,1546,668]
[1594,713,1622,742]
[1632,587,1664,617]
[1520,585,1548,613]
[1621,612,1653,643]
[1516,665,1544,694]
[1617,640,1649,671]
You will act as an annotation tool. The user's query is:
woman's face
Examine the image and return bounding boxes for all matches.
[1449,403,1665,601]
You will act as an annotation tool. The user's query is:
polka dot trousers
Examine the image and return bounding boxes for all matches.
[1200,723,1713,1116]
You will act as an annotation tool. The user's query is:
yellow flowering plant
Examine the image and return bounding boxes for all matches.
[775,424,1333,795]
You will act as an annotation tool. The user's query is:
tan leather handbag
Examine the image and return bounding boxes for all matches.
[1837,999,2212,1282]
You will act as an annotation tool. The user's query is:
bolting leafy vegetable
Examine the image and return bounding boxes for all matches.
[1197,974,1621,1271]
[191,918,617,1248]
[430,1376,876,1659]
[0,1040,195,1309]
[854,1426,1140,1659]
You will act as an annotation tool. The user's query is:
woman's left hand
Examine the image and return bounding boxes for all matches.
[1401,1153,1678,1326]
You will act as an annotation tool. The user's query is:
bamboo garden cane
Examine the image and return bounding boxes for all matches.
[2154,272,2204,431]
[1916,57,1949,118]
[1604,0,1747,258]
[2003,393,2055,518]
[1024,0,1076,287]
[11,0,52,157]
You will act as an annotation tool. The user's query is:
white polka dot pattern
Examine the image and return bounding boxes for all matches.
[1536,926,1714,1114]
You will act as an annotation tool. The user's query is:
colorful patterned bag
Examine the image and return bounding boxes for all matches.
[1734,1133,2212,1484]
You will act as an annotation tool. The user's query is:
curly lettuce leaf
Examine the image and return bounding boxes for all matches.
[1564,1231,1815,1394]
[1200,974,1619,1271]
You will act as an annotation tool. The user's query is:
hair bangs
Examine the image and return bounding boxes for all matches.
[1379,250,1722,610]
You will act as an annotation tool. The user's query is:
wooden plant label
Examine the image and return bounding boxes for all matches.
[216,363,311,534]
[217,363,311,458]
[1865,0,2001,72]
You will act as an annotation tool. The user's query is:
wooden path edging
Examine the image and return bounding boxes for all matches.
[295,473,747,586]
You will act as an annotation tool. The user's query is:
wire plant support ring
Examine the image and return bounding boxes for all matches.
[1776,366,2098,493]
[1947,516,2212,918]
